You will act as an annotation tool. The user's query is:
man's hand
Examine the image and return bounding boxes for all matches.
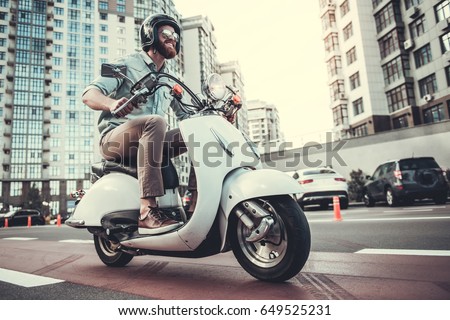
[110,97,134,118]
[225,113,236,124]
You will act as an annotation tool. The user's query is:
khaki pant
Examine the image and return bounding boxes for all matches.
[99,115,195,199]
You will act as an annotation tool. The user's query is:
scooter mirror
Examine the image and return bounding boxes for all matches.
[101,64,128,78]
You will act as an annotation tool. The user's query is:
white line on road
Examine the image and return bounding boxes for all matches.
[1,237,38,241]
[59,239,94,244]
[383,209,433,213]
[356,249,450,256]
[309,216,450,223]
[0,268,64,288]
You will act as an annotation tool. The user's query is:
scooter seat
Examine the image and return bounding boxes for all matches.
[91,160,137,179]
[91,157,179,189]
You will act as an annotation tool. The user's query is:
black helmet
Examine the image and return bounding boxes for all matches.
[139,13,181,53]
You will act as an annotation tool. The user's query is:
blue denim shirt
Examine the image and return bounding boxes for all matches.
[83,51,188,136]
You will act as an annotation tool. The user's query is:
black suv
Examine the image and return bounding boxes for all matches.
[363,157,449,207]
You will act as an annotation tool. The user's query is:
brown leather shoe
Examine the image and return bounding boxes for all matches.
[138,207,182,235]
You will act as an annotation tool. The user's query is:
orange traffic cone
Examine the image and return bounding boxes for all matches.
[57,214,61,227]
[333,196,342,221]
[4,218,8,228]
[27,215,32,227]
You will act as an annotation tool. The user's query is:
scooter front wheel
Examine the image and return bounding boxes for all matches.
[94,235,134,267]
[229,195,311,282]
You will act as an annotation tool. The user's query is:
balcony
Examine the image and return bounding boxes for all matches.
[3,127,12,137]
[3,144,11,154]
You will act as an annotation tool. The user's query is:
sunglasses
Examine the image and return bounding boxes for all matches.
[160,29,179,42]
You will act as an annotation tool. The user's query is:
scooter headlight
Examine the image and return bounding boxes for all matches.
[203,73,226,102]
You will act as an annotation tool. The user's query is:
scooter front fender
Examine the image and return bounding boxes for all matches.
[68,173,139,227]
[221,168,302,214]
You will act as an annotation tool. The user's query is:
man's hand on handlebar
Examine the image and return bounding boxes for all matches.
[110,97,135,118]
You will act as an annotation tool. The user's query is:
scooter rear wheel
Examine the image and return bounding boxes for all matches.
[94,235,134,267]
[229,195,310,282]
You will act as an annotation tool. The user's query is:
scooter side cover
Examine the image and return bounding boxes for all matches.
[70,172,140,226]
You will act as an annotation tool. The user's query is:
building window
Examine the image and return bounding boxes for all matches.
[327,56,341,77]
[435,0,450,22]
[50,181,60,196]
[324,33,339,54]
[386,84,415,112]
[414,44,432,68]
[10,182,22,197]
[330,80,345,101]
[382,55,410,85]
[346,47,357,65]
[423,104,445,123]
[406,0,423,10]
[349,72,360,90]
[409,15,426,39]
[353,98,364,116]
[441,31,450,53]
[333,105,348,126]
[340,0,350,17]
[352,123,368,138]
[378,29,401,59]
[375,2,396,33]
[321,11,336,32]
[99,1,108,10]
[393,114,409,129]
[418,73,437,97]
[343,22,353,41]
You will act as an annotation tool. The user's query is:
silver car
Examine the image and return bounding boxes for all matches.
[286,167,349,210]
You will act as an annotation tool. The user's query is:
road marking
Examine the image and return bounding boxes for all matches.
[59,239,94,244]
[356,249,450,256]
[0,268,64,288]
[383,209,433,213]
[2,237,38,241]
[309,216,450,223]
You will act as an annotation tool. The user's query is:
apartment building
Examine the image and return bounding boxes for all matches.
[247,99,284,148]
[219,60,249,136]
[319,0,450,140]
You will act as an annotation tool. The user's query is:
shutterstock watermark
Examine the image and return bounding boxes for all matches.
[99,132,348,169]
[262,132,348,168]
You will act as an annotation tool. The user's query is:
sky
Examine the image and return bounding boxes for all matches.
[173,0,333,146]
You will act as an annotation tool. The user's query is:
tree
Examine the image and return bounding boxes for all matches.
[23,183,42,211]
[347,169,367,202]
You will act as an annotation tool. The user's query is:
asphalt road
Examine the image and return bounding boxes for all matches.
[0,201,449,301]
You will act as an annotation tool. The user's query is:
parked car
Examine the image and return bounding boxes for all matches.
[363,157,449,207]
[0,209,45,227]
[286,167,349,210]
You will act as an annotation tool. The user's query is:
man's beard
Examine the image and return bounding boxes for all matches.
[155,40,177,59]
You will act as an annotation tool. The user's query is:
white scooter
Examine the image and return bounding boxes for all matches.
[66,65,310,282]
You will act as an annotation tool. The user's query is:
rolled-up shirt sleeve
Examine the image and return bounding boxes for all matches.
[82,76,123,97]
